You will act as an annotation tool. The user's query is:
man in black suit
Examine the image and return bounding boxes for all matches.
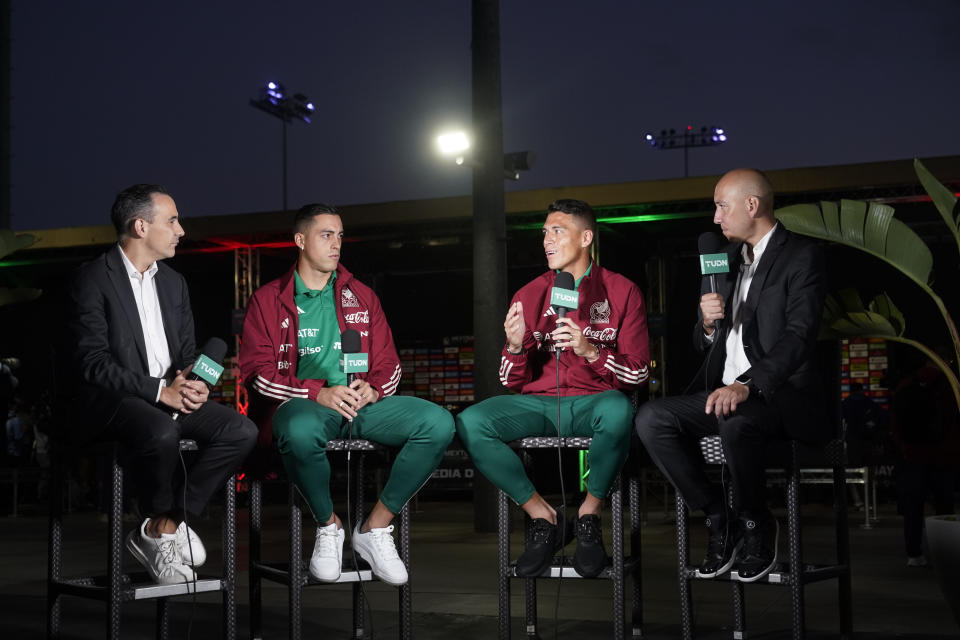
[69,184,257,584]
[635,168,826,582]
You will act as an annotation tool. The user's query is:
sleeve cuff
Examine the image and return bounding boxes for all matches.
[155,378,166,404]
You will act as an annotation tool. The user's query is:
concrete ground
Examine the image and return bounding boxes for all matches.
[2,494,958,639]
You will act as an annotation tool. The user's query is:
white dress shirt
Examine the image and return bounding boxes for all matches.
[721,224,778,386]
[117,245,172,402]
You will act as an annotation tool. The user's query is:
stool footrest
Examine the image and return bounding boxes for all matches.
[51,574,224,601]
[253,560,378,586]
[682,561,850,585]
[507,554,637,580]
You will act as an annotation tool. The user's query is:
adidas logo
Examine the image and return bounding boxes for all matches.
[281,318,289,329]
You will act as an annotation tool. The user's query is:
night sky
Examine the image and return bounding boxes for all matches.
[10,1,960,231]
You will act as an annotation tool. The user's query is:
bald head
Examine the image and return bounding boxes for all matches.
[717,168,774,218]
[713,168,776,246]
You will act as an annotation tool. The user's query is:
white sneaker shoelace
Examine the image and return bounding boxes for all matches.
[367,525,400,561]
[316,525,341,557]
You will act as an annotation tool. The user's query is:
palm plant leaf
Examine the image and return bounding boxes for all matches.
[777,200,932,289]
[914,158,960,253]
[821,290,960,409]
[777,200,959,369]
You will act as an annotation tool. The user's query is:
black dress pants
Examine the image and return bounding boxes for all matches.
[635,390,786,515]
[104,397,258,519]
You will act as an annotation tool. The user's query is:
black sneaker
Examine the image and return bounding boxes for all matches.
[696,511,742,578]
[736,514,779,582]
[515,511,570,577]
[572,514,608,578]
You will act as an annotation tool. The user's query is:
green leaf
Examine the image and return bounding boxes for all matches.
[868,292,905,336]
[776,201,933,289]
[0,230,37,261]
[0,287,42,306]
[914,158,960,251]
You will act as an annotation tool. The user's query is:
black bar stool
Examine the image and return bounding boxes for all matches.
[496,436,643,639]
[248,439,412,640]
[674,435,853,640]
[47,438,238,640]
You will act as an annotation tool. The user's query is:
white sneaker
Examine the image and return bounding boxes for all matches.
[175,522,206,567]
[126,519,196,584]
[309,523,345,582]
[351,524,408,586]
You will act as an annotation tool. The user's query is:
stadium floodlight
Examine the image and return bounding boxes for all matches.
[644,125,729,177]
[250,81,314,209]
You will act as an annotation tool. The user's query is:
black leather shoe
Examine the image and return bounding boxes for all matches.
[697,511,742,578]
[736,514,778,582]
[515,510,570,577]
[572,514,607,578]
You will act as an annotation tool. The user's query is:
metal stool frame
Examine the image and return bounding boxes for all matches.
[248,439,412,640]
[675,436,853,640]
[496,436,643,639]
[47,439,238,640]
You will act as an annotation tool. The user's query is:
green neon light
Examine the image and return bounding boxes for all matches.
[510,210,707,230]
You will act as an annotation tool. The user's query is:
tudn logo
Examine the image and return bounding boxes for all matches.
[590,299,610,324]
[341,288,360,308]
[281,318,290,329]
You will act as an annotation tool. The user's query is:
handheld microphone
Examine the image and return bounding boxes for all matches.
[550,271,578,318]
[698,232,729,293]
[171,337,227,420]
[339,329,368,385]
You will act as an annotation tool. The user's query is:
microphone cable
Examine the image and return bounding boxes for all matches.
[553,346,566,640]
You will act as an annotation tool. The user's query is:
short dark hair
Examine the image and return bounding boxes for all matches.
[111,184,169,236]
[547,198,597,236]
[294,203,340,234]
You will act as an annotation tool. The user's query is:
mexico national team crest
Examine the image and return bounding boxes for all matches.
[341,288,360,308]
[590,299,610,324]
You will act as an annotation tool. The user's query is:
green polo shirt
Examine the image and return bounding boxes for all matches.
[294,270,346,385]
[556,261,593,289]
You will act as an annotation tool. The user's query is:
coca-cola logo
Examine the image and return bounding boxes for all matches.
[583,327,618,341]
[344,310,369,324]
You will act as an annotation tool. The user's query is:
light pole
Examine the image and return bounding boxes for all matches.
[436,131,536,181]
[250,81,314,210]
[645,126,728,177]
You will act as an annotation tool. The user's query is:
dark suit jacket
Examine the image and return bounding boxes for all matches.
[68,246,196,429]
[687,224,828,443]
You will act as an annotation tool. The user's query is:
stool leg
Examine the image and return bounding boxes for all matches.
[731,582,745,639]
[786,449,804,640]
[352,453,366,640]
[47,449,64,639]
[523,512,538,638]
[156,599,170,640]
[628,473,643,636]
[497,489,511,640]
[834,463,853,639]
[288,484,303,640]
[611,474,625,639]
[677,496,693,640]
[108,448,123,640]
[222,473,237,640]
[398,502,412,640]
[250,479,263,640]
